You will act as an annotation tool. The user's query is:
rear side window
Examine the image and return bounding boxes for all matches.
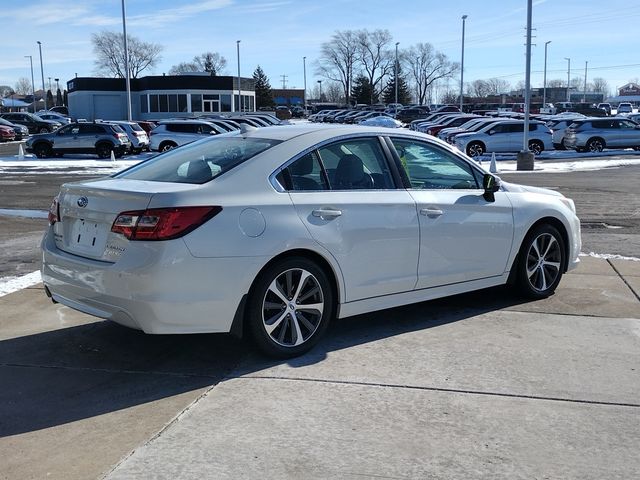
[115,136,281,184]
[276,152,329,191]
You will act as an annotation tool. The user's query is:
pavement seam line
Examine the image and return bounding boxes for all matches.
[233,375,640,409]
[607,259,640,302]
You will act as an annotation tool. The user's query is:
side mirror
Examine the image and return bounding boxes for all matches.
[57,131,64,136]
[482,173,501,202]
[487,129,495,135]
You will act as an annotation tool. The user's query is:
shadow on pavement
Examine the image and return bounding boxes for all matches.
[0,285,531,437]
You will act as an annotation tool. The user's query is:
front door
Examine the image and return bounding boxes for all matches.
[390,137,514,289]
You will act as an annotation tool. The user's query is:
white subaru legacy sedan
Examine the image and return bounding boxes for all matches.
[42,124,581,358]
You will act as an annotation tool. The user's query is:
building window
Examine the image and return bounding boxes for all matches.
[221,94,231,112]
[150,94,159,113]
[159,94,168,112]
[178,94,187,112]
[168,94,178,112]
[141,94,148,113]
[191,94,202,112]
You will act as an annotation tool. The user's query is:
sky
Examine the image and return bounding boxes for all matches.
[1,0,640,98]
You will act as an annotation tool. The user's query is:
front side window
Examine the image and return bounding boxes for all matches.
[317,138,395,190]
[115,137,282,184]
[391,138,480,190]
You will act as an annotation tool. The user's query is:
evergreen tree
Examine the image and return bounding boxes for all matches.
[56,88,63,106]
[63,90,68,106]
[351,76,375,105]
[253,65,274,108]
[382,66,411,105]
[46,89,54,108]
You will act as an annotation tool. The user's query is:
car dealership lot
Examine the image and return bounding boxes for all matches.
[0,152,639,479]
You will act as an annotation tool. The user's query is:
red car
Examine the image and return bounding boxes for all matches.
[0,124,16,142]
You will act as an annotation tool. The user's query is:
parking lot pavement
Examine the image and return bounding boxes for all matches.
[2,257,635,480]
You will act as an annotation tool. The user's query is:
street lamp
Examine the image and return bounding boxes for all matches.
[24,55,35,113]
[317,80,322,101]
[583,61,588,103]
[303,56,307,112]
[54,78,59,106]
[460,14,468,111]
[564,57,571,102]
[543,41,551,106]
[395,42,399,116]
[121,0,132,121]
[236,40,241,112]
[37,41,46,110]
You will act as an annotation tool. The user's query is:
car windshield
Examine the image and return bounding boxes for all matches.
[115,135,281,184]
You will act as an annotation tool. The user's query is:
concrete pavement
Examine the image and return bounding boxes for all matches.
[1,256,639,479]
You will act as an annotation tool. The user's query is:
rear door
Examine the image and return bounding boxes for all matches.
[279,136,420,301]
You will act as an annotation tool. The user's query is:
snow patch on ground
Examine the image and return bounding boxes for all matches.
[0,271,42,297]
[580,252,640,262]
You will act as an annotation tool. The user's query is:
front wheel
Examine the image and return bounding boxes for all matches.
[516,224,565,299]
[247,257,334,358]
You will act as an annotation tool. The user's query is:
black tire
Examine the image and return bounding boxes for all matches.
[529,140,544,155]
[586,137,605,152]
[246,256,335,358]
[559,138,567,150]
[96,143,113,159]
[159,141,177,152]
[466,141,485,157]
[515,224,565,299]
[33,143,52,159]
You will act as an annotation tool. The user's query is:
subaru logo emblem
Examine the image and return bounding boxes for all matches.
[77,196,88,208]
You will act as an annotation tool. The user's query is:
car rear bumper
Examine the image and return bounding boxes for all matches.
[41,228,269,334]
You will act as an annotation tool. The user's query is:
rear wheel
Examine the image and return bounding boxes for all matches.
[247,257,334,358]
[96,143,113,159]
[33,143,52,159]
[587,137,605,152]
[516,224,565,299]
[159,141,177,152]
[466,142,485,157]
[529,140,544,155]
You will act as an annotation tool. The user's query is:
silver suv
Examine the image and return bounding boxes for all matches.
[25,122,131,158]
[563,117,640,152]
[105,121,149,153]
[149,120,227,152]
[454,120,553,157]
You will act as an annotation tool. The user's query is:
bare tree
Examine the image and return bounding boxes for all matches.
[355,29,394,104]
[324,81,344,103]
[467,78,510,97]
[317,30,358,105]
[92,31,163,78]
[404,43,459,105]
[468,79,490,97]
[170,52,227,76]
[546,78,566,88]
[14,77,32,95]
[591,77,609,95]
[0,85,15,97]
[484,77,510,95]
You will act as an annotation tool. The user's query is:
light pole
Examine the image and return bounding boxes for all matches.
[236,40,241,112]
[564,57,571,102]
[516,0,534,171]
[55,78,59,106]
[543,40,551,106]
[303,56,307,112]
[25,55,35,113]
[583,61,588,103]
[317,80,322,101]
[37,41,46,110]
[395,42,399,116]
[460,14,467,111]
[121,0,132,121]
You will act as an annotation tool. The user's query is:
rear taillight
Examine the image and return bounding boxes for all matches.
[48,196,60,225]
[111,206,222,241]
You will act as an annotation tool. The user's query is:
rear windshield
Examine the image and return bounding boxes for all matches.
[114,135,281,184]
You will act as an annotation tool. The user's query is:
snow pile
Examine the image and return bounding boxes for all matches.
[0,271,42,297]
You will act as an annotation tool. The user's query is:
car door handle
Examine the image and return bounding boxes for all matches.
[420,208,443,218]
[312,208,342,220]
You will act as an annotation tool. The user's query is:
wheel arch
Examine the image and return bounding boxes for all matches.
[587,136,606,148]
[230,248,343,339]
[511,216,571,279]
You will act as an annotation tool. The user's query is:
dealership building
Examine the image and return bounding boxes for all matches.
[67,74,256,121]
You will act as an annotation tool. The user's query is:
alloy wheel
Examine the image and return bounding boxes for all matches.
[261,268,324,347]
[467,143,484,157]
[587,139,604,152]
[525,233,562,293]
